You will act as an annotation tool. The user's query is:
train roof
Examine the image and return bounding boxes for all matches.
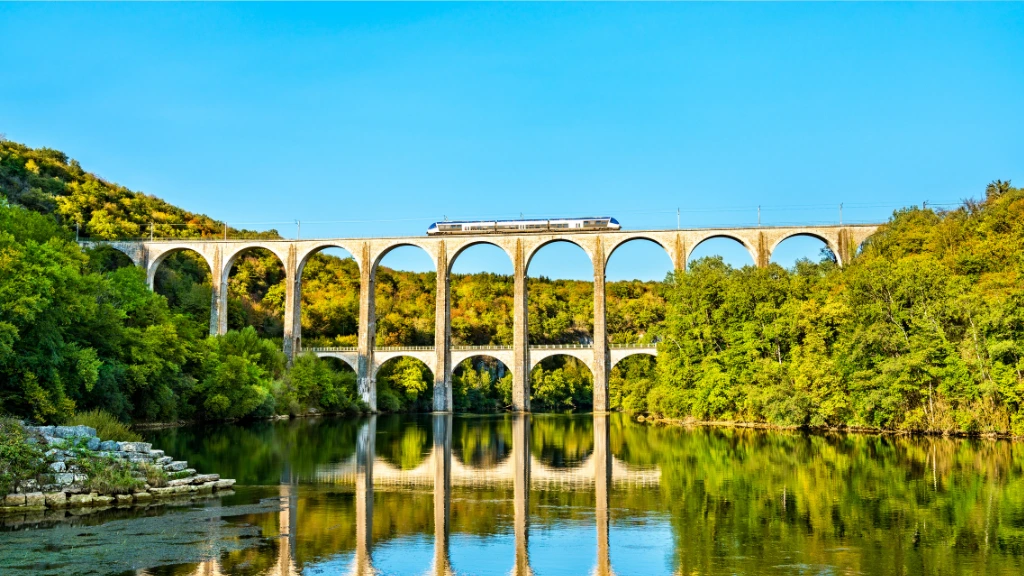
[431,216,616,224]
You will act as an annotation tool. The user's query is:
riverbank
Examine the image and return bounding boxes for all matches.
[0,421,236,516]
[637,414,1023,439]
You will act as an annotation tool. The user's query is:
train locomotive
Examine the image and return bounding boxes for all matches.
[427,217,620,235]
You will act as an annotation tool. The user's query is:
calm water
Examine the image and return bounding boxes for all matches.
[4,414,1024,575]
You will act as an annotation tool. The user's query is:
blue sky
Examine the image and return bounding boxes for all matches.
[1,3,1021,280]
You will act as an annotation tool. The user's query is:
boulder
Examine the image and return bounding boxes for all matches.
[44,492,67,508]
[117,442,152,453]
[24,493,45,508]
[99,440,118,451]
[50,462,66,473]
[86,437,101,451]
[44,436,66,448]
[213,479,236,490]
[197,482,215,494]
[93,495,115,506]
[164,461,188,472]
[149,487,175,497]
[149,449,165,458]
[53,425,96,439]
[133,491,152,501]
[115,494,134,505]
[155,456,173,465]
[4,494,26,507]
[68,494,94,507]
[191,474,220,484]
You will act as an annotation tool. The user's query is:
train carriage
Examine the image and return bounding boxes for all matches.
[427,217,620,235]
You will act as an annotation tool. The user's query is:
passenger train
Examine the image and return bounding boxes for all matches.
[427,217,620,235]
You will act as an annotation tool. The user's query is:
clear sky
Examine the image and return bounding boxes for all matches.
[1,3,1021,279]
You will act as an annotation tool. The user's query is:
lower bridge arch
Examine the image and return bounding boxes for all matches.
[610,348,658,370]
[312,351,359,372]
[528,349,595,373]
[371,351,436,381]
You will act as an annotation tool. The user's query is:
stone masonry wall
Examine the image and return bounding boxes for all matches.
[1,425,235,514]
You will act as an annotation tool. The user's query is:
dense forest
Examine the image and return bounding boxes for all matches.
[2,137,1023,434]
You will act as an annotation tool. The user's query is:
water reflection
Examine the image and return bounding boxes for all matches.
[8,415,1024,575]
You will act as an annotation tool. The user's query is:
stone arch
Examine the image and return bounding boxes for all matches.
[221,243,290,281]
[146,245,216,289]
[603,235,673,275]
[446,240,514,275]
[768,231,842,267]
[314,351,359,372]
[450,349,515,371]
[220,245,288,336]
[372,243,437,348]
[610,349,657,371]
[372,351,437,381]
[82,241,145,270]
[296,242,363,277]
[525,238,595,273]
[84,244,136,273]
[528,350,595,373]
[602,231,675,278]
[370,241,438,276]
[451,353,514,385]
[687,233,758,267]
[296,244,361,350]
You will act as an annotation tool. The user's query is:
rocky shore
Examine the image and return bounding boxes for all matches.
[1,424,235,515]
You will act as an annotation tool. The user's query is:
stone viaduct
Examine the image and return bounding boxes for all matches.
[82,223,878,413]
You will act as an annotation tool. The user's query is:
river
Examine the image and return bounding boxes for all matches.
[3,413,1024,575]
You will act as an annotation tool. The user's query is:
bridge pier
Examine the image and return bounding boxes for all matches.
[434,242,452,412]
[592,240,610,413]
[283,245,300,363]
[512,240,530,412]
[357,242,377,411]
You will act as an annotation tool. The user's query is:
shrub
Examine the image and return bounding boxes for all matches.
[81,457,144,495]
[68,409,143,442]
[0,418,48,494]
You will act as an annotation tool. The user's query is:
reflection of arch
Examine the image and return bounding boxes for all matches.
[447,240,514,275]
[296,242,361,277]
[769,232,841,266]
[146,246,214,290]
[371,352,436,380]
[609,349,656,371]
[528,351,595,375]
[525,239,594,274]
[603,235,672,274]
[687,233,758,265]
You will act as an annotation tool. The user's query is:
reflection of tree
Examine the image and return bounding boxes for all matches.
[453,415,511,469]
[374,415,432,470]
[144,417,359,485]
[152,414,1024,575]
[610,414,1024,574]
[530,415,594,468]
